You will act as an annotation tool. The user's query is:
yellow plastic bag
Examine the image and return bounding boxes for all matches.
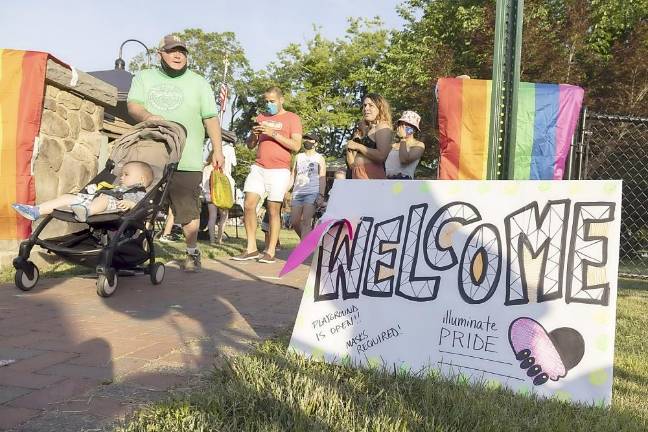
[211,169,233,209]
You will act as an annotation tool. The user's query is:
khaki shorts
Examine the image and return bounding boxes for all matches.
[168,171,202,225]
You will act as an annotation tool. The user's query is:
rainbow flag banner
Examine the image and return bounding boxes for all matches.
[437,78,584,180]
[0,49,49,240]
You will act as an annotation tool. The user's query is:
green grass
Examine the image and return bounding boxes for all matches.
[115,279,648,432]
[0,259,90,284]
[154,226,300,262]
[3,231,646,431]
[0,226,301,284]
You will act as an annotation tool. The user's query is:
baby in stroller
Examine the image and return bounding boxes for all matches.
[12,120,186,297]
[12,161,154,223]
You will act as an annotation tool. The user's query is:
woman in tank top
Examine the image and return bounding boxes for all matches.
[385,111,425,179]
[345,93,393,179]
[290,133,327,238]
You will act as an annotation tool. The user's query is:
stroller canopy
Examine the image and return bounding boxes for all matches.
[109,120,186,187]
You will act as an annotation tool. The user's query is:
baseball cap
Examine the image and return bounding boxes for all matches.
[303,132,319,142]
[158,34,187,52]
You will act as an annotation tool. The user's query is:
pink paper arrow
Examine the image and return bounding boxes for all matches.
[279,218,354,277]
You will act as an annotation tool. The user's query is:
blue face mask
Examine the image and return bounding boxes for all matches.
[405,126,415,136]
[266,102,279,115]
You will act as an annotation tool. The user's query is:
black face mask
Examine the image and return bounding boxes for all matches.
[160,57,187,78]
[303,142,315,150]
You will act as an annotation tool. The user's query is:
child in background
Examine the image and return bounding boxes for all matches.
[201,161,219,245]
[289,132,326,239]
[13,161,154,223]
[201,144,236,245]
[312,169,346,226]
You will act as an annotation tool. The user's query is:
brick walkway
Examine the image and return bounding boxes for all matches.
[0,254,308,431]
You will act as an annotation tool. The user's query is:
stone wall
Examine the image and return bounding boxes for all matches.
[0,59,117,269]
[33,85,109,238]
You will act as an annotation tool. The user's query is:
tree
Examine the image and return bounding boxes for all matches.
[126,2,646,173]
[367,0,647,169]
[370,0,497,164]
[376,0,647,118]
[232,18,390,156]
[517,0,647,115]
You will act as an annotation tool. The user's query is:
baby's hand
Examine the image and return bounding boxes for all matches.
[116,200,136,211]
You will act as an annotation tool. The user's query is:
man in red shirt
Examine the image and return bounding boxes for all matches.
[232,86,302,263]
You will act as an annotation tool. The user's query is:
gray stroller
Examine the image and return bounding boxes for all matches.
[13,120,185,297]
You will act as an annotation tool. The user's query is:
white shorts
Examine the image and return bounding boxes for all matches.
[243,164,291,202]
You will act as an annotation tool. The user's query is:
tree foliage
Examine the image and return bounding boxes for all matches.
[232,18,390,157]
[125,1,646,167]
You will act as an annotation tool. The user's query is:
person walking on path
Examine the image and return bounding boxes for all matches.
[385,110,425,180]
[289,133,326,238]
[127,34,224,272]
[216,141,237,243]
[201,142,236,244]
[233,86,302,263]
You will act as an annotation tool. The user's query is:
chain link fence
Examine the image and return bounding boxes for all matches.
[569,112,648,278]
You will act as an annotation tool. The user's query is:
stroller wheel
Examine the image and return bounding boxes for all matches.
[150,262,165,285]
[15,262,39,291]
[96,269,118,297]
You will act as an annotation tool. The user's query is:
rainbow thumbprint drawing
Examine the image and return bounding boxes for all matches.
[508,318,585,386]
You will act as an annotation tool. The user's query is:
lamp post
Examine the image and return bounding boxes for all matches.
[114,39,151,71]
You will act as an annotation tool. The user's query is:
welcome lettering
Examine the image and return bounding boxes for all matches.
[314,200,615,306]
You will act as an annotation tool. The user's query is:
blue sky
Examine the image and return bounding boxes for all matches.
[1,0,405,72]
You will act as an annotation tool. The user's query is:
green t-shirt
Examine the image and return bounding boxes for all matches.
[127,68,217,171]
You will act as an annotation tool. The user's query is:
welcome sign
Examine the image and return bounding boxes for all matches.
[288,180,622,406]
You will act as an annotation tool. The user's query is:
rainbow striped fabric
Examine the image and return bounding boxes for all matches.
[437,78,584,180]
[0,49,49,240]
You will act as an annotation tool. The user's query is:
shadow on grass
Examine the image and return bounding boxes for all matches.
[0,226,301,285]
[619,278,648,292]
[116,333,648,432]
[3,223,643,431]
[0,260,93,284]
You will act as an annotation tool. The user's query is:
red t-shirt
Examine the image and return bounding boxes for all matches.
[255,111,302,169]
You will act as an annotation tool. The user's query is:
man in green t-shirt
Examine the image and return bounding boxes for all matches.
[127,34,224,272]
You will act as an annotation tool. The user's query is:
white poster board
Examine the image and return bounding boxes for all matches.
[289,180,622,406]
